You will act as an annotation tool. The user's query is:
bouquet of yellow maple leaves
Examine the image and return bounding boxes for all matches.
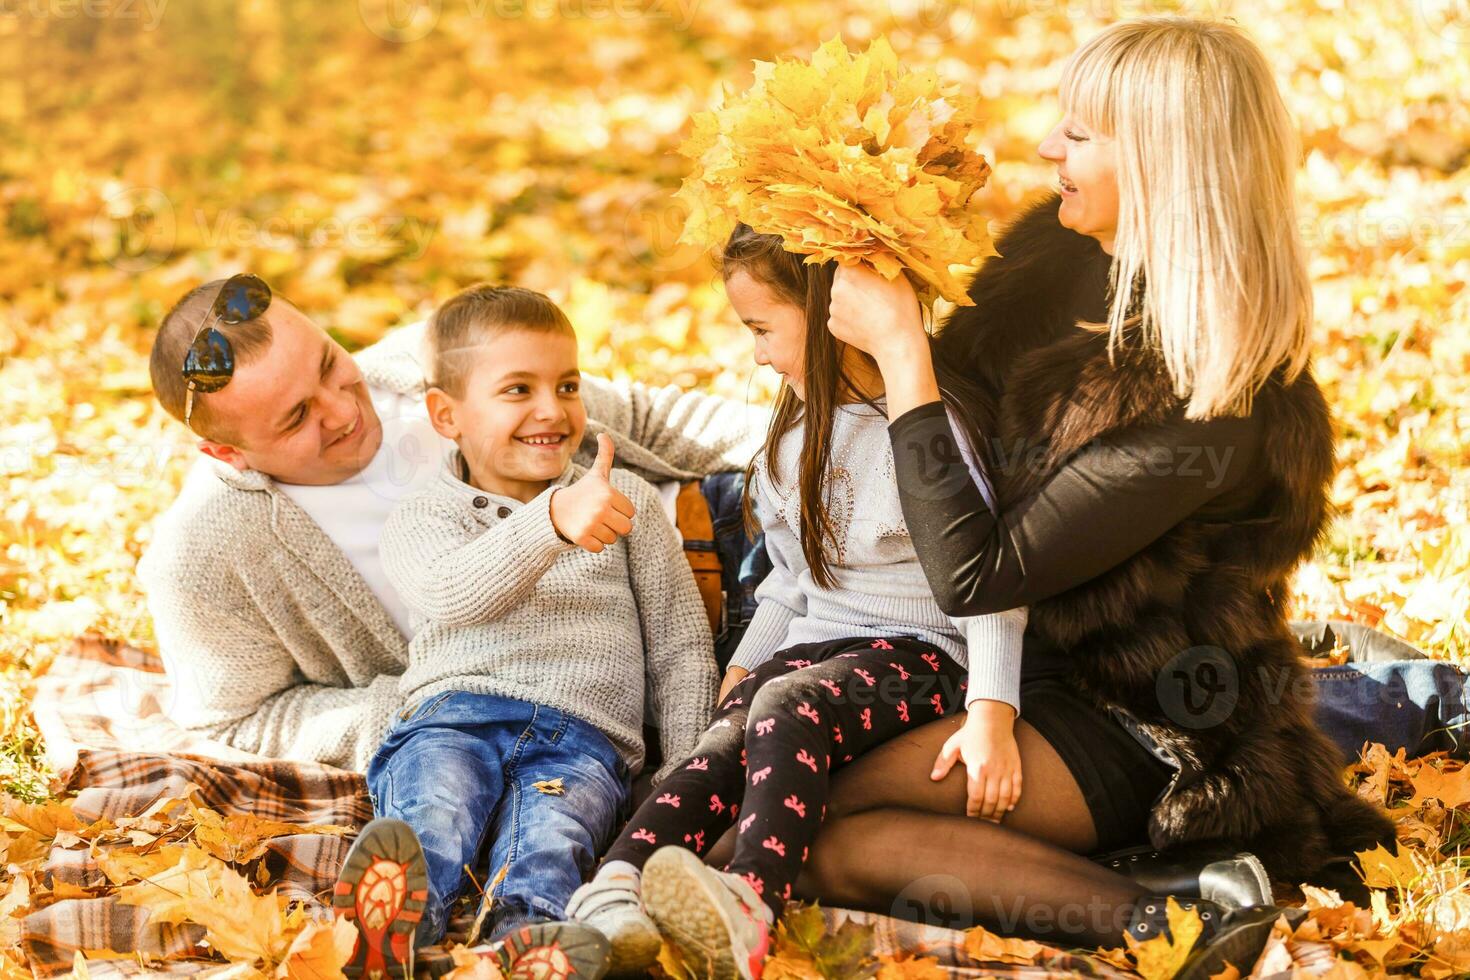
[675,36,995,307]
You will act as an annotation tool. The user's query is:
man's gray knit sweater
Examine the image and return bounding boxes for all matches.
[380,453,718,782]
[731,402,1028,712]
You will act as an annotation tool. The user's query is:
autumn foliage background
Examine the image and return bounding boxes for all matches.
[0,0,1468,974]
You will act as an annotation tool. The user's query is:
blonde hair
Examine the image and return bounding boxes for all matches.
[1061,17,1312,419]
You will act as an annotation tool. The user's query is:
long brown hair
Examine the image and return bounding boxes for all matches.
[725,225,990,590]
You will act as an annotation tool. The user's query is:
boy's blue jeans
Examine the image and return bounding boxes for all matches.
[366,692,631,944]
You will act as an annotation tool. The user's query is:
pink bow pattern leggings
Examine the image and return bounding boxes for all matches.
[602,634,969,916]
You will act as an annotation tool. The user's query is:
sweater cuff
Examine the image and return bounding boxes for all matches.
[509,487,580,559]
[889,399,948,432]
[728,601,799,673]
[960,609,1027,716]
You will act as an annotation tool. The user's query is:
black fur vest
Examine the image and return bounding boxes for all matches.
[938,195,1395,883]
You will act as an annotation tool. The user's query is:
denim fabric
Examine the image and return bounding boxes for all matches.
[1289,621,1469,759]
[366,692,631,943]
[1312,660,1470,759]
[699,471,772,673]
[1111,626,1468,771]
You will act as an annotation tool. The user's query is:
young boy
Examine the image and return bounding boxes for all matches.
[332,284,718,979]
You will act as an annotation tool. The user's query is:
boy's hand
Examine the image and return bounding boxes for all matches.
[931,700,1022,822]
[717,666,750,706]
[549,433,636,553]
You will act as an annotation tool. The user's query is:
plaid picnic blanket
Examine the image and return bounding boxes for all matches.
[21,636,1131,978]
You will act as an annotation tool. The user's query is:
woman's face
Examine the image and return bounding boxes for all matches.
[1038,114,1120,253]
[725,269,808,400]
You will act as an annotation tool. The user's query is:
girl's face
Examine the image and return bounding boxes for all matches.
[1038,113,1120,253]
[725,269,808,399]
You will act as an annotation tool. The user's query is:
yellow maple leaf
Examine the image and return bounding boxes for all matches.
[97,843,191,886]
[961,923,1050,964]
[1122,897,1204,980]
[188,799,351,863]
[0,873,31,948]
[1406,763,1470,809]
[442,943,507,979]
[760,949,823,979]
[276,917,355,980]
[187,859,291,966]
[0,796,81,838]
[114,842,292,967]
[1356,842,1423,889]
[675,36,994,307]
[875,952,948,978]
[113,843,227,925]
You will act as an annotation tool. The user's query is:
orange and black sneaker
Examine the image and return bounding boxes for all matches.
[495,919,612,979]
[333,818,432,980]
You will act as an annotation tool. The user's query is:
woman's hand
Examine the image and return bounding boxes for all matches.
[930,700,1022,821]
[828,262,941,419]
[717,666,750,706]
[827,262,928,362]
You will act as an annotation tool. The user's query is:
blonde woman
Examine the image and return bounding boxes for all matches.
[810,16,1394,975]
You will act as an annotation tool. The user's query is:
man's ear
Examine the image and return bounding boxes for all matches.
[197,440,250,471]
[424,387,460,441]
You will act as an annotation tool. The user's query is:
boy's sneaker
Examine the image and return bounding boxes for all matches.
[641,846,773,980]
[566,870,662,975]
[332,817,431,980]
[494,919,612,979]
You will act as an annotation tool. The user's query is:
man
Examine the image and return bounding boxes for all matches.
[140,276,769,773]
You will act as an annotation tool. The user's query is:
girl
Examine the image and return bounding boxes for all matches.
[567,225,1028,978]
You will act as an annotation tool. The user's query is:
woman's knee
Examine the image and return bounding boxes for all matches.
[796,816,876,907]
[826,764,880,819]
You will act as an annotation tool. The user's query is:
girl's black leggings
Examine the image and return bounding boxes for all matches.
[603,635,968,915]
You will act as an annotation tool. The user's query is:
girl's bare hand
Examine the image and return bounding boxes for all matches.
[930,700,1023,822]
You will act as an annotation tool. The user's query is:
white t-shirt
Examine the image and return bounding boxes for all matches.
[278,384,686,640]
[279,386,452,638]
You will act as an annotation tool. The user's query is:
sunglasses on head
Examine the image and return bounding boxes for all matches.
[182,273,272,430]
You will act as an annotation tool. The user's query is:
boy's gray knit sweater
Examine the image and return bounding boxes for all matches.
[731,401,1028,712]
[380,453,718,782]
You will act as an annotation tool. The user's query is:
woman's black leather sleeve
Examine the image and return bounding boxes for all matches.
[888,400,1263,616]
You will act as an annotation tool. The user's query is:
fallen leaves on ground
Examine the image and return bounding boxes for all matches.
[1123,898,1204,980]
[0,790,355,976]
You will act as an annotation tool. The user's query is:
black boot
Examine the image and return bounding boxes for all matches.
[1125,896,1305,980]
[1095,844,1272,910]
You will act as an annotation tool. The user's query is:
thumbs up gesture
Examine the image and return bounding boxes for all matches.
[549,433,636,553]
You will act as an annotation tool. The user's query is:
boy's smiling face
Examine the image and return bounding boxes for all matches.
[425,327,587,501]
